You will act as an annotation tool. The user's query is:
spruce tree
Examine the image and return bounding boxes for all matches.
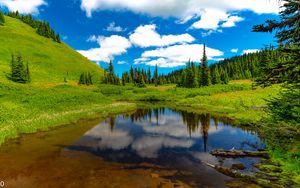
[253,0,300,123]
[200,44,211,86]
[154,64,158,87]
[147,67,151,84]
[10,54,31,84]
[212,65,221,84]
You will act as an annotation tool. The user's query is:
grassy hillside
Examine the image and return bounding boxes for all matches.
[0,16,103,85]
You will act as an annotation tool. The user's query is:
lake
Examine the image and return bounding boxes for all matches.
[0,108,265,188]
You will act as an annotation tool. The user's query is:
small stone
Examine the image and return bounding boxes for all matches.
[231,163,246,170]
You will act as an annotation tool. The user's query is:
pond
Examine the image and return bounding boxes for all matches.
[0,108,265,188]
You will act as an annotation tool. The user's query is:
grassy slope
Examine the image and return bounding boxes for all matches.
[0,16,135,144]
[0,16,103,85]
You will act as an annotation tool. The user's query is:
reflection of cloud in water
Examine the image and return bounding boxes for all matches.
[76,123,133,150]
[132,136,194,158]
[136,114,223,138]
[191,152,219,164]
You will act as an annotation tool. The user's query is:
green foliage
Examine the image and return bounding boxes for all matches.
[78,72,93,86]
[0,10,5,25]
[211,65,221,84]
[253,0,300,124]
[103,60,120,85]
[154,64,158,87]
[200,44,211,86]
[266,89,300,125]
[9,54,31,84]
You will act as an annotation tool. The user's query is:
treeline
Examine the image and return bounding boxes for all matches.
[163,47,283,88]
[121,65,159,87]
[211,48,283,81]
[5,11,61,43]
[163,44,229,88]
[103,61,161,87]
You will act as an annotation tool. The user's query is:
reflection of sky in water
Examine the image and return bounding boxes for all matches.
[70,108,265,172]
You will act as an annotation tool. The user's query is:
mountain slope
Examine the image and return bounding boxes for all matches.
[0,16,103,86]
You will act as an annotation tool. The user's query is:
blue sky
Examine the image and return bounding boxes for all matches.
[0,0,281,75]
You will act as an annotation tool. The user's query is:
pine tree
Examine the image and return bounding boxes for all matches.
[10,54,31,83]
[200,44,211,86]
[0,10,5,25]
[121,73,126,86]
[154,64,159,87]
[55,34,61,43]
[147,67,151,84]
[212,65,221,84]
[253,0,300,123]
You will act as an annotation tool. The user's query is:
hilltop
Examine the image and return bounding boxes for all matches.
[0,15,103,86]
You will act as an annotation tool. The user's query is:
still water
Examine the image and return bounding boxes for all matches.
[0,108,265,188]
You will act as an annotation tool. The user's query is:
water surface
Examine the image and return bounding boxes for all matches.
[0,108,265,188]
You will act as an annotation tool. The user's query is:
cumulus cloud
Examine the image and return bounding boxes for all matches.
[135,44,224,68]
[78,35,131,62]
[129,24,195,48]
[80,0,280,18]
[243,49,260,54]
[221,16,244,28]
[80,0,281,30]
[231,48,239,53]
[0,0,46,14]
[105,22,127,32]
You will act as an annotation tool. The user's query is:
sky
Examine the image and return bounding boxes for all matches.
[0,0,282,75]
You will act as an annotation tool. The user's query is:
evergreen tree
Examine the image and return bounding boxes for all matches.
[78,72,93,85]
[200,44,211,86]
[0,10,5,25]
[147,67,151,84]
[211,65,221,84]
[154,64,159,87]
[121,73,126,86]
[10,54,31,84]
[253,0,300,124]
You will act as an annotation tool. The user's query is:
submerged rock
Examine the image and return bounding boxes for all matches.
[231,163,246,170]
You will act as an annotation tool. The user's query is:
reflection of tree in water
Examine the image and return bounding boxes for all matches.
[122,108,166,125]
[181,111,211,152]
[119,108,217,152]
[200,114,210,152]
[109,116,116,132]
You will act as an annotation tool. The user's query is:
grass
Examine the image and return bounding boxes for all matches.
[0,82,136,144]
[0,16,103,85]
[95,82,280,125]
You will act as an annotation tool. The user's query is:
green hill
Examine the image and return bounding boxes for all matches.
[0,16,103,86]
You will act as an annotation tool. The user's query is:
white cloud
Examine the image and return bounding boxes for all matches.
[135,44,224,68]
[80,0,281,18]
[191,9,228,30]
[0,0,46,14]
[231,48,238,53]
[80,0,281,30]
[78,35,131,62]
[243,49,260,54]
[117,61,127,65]
[221,16,244,28]
[105,22,127,32]
[191,10,245,30]
[129,24,195,48]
